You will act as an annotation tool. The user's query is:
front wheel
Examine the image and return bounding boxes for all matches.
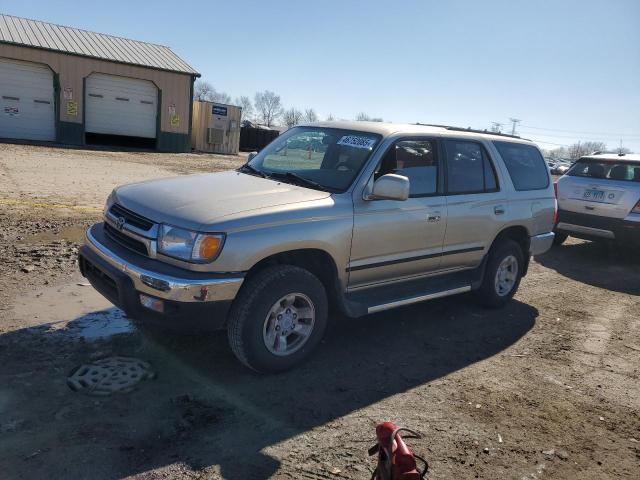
[227,265,328,373]
[476,239,524,308]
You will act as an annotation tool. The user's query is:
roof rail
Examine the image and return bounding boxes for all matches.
[415,123,528,140]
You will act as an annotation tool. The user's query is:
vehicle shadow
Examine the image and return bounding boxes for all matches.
[536,240,639,296]
[1,295,537,480]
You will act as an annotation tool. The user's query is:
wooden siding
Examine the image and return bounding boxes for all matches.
[191,100,241,154]
[0,43,193,135]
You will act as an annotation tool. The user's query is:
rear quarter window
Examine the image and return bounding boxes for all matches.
[493,141,549,191]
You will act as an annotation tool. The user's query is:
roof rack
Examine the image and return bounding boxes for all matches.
[415,123,528,140]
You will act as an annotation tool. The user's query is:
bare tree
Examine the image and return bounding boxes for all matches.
[370,117,384,122]
[326,113,335,121]
[303,108,318,123]
[254,90,283,127]
[356,112,371,121]
[194,80,215,101]
[283,107,303,128]
[235,96,254,122]
[211,91,231,104]
[568,141,607,160]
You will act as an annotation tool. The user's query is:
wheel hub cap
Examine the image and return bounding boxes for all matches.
[263,293,315,356]
[495,255,518,297]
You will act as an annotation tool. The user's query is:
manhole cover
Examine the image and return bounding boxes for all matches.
[67,357,155,396]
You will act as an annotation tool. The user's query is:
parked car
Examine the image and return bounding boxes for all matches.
[554,153,640,245]
[78,122,556,372]
[551,161,571,175]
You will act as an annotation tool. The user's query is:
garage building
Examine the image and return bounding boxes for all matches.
[0,14,200,152]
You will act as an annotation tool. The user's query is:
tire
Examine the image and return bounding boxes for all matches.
[553,232,568,246]
[227,265,328,373]
[476,239,524,308]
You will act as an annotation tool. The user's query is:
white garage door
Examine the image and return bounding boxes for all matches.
[0,58,55,141]
[85,73,157,138]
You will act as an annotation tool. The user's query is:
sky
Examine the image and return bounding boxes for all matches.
[2,0,639,152]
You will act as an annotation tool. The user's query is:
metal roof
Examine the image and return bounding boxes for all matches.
[0,14,199,76]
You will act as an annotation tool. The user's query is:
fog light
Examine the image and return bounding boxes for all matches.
[139,294,164,313]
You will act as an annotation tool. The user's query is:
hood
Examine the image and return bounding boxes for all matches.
[113,170,332,231]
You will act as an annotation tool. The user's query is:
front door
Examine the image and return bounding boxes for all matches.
[349,138,446,289]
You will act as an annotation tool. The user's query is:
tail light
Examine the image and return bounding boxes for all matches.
[632,199,640,214]
[553,182,559,225]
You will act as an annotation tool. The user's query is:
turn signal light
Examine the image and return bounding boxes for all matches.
[632,199,640,214]
[197,235,223,260]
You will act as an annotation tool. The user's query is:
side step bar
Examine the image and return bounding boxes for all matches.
[367,285,471,314]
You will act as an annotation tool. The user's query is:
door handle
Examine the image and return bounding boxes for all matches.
[494,206,505,215]
[427,212,441,222]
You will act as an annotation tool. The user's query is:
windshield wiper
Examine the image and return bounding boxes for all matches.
[269,172,330,192]
[238,163,267,178]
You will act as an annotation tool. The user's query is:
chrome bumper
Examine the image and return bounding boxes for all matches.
[529,232,555,256]
[85,227,244,303]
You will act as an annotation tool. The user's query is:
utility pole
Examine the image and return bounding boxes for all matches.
[508,118,521,136]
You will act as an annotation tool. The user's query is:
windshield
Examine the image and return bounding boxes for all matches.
[244,126,382,192]
[567,159,640,182]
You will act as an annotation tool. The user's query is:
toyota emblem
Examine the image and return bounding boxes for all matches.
[116,216,126,230]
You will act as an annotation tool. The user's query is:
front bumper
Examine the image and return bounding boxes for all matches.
[78,223,244,330]
[556,210,640,244]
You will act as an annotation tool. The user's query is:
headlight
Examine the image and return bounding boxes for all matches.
[158,224,225,263]
[104,190,116,216]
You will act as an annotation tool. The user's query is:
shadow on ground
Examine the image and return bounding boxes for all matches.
[1,295,536,479]
[536,240,639,296]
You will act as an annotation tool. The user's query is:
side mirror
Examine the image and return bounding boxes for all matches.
[247,151,258,162]
[366,174,410,201]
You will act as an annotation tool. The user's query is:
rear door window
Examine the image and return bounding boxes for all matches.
[568,159,640,182]
[444,140,499,194]
[493,141,549,191]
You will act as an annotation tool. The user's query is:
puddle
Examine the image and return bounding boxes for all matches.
[55,308,134,340]
[10,275,135,340]
[17,226,87,245]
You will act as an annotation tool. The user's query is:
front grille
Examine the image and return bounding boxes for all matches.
[104,222,148,256]
[109,204,154,231]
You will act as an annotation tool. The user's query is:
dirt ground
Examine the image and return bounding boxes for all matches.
[0,143,638,480]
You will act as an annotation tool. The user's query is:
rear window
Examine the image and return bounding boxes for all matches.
[493,141,549,191]
[567,159,640,182]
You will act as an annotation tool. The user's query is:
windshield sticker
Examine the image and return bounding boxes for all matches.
[337,135,376,149]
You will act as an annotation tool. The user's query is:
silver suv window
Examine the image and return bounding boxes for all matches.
[444,140,498,194]
[375,139,439,196]
[493,141,549,191]
[248,126,381,192]
[567,159,640,182]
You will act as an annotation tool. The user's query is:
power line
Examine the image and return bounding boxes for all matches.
[519,124,640,137]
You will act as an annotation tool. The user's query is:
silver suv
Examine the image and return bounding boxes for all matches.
[554,153,640,245]
[78,122,555,372]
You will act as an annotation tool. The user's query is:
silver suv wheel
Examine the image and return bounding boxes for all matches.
[262,293,315,356]
[494,254,519,296]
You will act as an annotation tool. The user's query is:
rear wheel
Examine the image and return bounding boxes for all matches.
[477,239,524,308]
[227,265,328,373]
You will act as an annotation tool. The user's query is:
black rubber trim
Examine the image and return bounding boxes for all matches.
[346,246,484,272]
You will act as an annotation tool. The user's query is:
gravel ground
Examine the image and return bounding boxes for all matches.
[0,143,638,480]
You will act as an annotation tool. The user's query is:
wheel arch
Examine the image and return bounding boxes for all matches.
[244,248,345,313]
[490,225,531,275]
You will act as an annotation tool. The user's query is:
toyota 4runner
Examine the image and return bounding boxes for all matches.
[78,122,555,372]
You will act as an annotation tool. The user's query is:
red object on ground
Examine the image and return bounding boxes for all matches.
[370,422,427,480]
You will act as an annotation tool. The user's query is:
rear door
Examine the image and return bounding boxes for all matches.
[439,139,506,270]
[557,159,640,219]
